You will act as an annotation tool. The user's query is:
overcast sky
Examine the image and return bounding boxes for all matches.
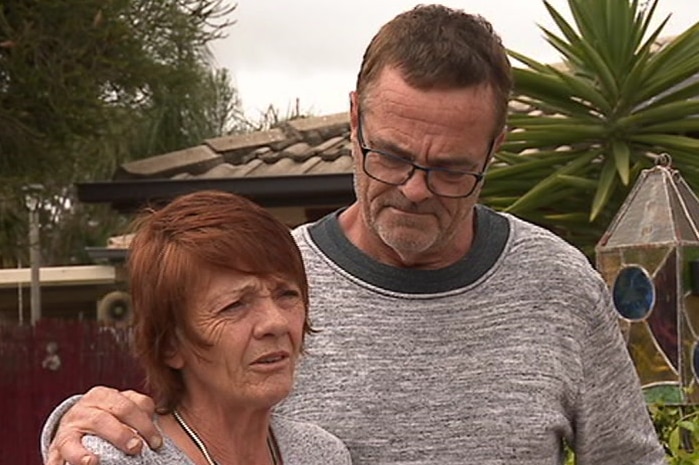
[209,0,698,118]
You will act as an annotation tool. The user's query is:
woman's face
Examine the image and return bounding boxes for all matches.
[167,268,306,411]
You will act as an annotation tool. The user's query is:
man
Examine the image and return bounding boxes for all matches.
[44,5,666,465]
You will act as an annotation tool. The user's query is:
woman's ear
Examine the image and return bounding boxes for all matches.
[163,334,185,369]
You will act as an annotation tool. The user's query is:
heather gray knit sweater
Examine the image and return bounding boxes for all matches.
[41,402,351,465]
[279,205,666,465]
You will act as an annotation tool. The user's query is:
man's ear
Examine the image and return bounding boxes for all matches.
[350,91,359,134]
[349,91,361,160]
[492,127,507,154]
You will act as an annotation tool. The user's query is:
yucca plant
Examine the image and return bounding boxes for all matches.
[481,0,699,255]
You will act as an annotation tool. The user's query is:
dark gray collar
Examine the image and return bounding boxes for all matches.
[307,204,510,294]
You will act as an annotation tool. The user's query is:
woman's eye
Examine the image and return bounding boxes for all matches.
[276,287,302,304]
[221,300,245,313]
[280,289,300,298]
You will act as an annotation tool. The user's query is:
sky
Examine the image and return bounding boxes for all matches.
[209,0,699,118]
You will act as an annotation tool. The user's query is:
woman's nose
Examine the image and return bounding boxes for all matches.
[252,298,290,339]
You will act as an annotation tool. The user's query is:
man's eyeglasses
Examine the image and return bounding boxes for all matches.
[356,115,493,198]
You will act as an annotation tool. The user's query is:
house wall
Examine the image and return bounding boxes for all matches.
[0,266,126,323]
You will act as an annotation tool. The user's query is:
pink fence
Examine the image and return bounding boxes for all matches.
[0,319,145,465]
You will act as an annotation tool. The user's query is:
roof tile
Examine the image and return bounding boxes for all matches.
[311,155,354,174]
[198,163,255,179]
[244,157,323,177]
[288,112,350,138]
[282,142,315,162]
[205,128,289,164]
[314,136,347,160]
[116,145,222,180]
[319,140,352,161]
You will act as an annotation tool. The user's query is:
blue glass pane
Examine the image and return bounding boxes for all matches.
[613,265,655,320]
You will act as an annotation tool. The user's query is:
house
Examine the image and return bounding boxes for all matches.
[77,112,356,226]
[0,264,124,323]
[0,111,371,324]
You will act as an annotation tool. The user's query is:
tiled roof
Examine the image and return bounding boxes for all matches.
[114,112,354,181]
[112,102,546,182]
[110,34,685,184]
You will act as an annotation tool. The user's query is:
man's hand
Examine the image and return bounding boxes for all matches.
[45,387,161,465]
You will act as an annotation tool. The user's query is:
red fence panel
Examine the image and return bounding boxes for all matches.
[0,319,145,465]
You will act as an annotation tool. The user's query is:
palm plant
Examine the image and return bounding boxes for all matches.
[480,0,699,255]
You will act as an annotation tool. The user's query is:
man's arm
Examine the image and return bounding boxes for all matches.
[42,387,162,465]
[574,284,666,464]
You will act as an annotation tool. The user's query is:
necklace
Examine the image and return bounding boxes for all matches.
[173,410,281,465]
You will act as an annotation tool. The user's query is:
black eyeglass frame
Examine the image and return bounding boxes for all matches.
[356,113,494,199]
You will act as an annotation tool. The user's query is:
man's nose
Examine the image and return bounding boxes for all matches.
[399,168,433,203]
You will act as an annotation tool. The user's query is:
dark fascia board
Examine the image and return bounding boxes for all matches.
[85,247,128,263]
[76,173,356,213]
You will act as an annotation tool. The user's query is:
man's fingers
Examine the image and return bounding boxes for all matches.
[81,411,146,455]
[47,431,99,465]
[50,386,159,464]
[72,388,157,452]
[53,412,145,463]
[121,390,155,413]
[110,390,161,450]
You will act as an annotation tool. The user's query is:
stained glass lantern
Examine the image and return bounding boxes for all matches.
[596,155,699,404]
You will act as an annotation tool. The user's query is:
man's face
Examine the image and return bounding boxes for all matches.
[349,67,504,268]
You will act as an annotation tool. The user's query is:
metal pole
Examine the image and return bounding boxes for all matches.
[17,258,23,325]
[23,184,43,325]
[29,205,41,324]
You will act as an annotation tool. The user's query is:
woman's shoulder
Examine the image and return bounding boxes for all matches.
[272,415,352,465]
[82,434,191,465]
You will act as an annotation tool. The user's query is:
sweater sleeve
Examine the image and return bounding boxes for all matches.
[81,436,151,465]
[573,281,667,465]
[40,394,82,462]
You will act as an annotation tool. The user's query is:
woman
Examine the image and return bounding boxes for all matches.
[80,190,351,465]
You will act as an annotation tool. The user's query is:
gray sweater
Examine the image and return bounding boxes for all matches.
[277,205,666,465]
[41,399,351,465]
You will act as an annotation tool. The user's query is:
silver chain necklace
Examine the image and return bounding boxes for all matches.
[173,410,280,465]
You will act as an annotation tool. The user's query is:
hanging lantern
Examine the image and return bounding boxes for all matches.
[596,154,699,404]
